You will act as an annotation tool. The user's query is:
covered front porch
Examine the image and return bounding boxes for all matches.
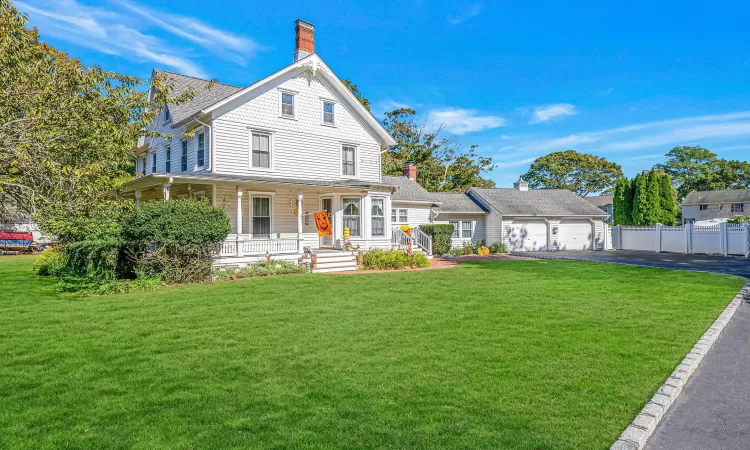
[123,173,396,265]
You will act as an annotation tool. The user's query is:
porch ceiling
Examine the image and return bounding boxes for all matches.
[122,173,396,193]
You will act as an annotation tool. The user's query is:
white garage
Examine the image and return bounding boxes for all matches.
[507,220,548,251]
[558,220,593,250]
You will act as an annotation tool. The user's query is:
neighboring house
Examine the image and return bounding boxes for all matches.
[682,189,750,225]
[583,195,614,223]
[123,20,609,264]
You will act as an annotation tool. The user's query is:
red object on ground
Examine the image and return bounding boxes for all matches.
[0,232,33,241]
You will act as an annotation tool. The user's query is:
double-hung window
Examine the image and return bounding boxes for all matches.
[180,141,188,172]
[165,146,171,173]
[731,203,744,213]
[342,198,361,237]
[449,221,459,238]
[281,92,294,117]
[699,204,708,211]
[342,145,356,176]
[323,102,334,124]
[251,133,271,169]
[391,208,408,223]
[461,221,473,238]
[197,133,205,168]
[371,198,385,237]
[151,152,156,173]
[252,197,271,238]
[139,156,146,176]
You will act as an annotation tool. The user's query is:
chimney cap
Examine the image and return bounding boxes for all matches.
[295,19,315,29]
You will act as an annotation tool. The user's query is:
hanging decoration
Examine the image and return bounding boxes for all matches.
[313,211,332,236]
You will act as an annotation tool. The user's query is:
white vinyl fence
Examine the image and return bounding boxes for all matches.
[612,223,750,257]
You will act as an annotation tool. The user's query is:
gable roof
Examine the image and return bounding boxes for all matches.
[683,189,750,205]
[153,69,242,126]
[166,54,395,146]
[583,195,614,207]
[469,188,609,217]
[383,175,439,204]
[431,192,487,213]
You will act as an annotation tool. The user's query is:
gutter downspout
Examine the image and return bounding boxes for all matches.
[193,114,213,173]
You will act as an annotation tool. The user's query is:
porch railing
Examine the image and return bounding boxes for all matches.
[219,237,300,257]
[391,228,412,251]
[413,227,433,256]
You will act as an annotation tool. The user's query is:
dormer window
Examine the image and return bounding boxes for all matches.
[164,107,171,122]
[323,101,334,124]
[280,92,294,117]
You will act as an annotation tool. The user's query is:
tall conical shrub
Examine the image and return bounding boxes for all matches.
[642,170,661,226]
[631,172,648,225]
[613,177,633,225]
[658,172,678,225]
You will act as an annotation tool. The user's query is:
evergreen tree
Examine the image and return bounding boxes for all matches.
[643,170,661,225]
[631,172,648,225]
[657,172,678,225]
[613,177,632,225]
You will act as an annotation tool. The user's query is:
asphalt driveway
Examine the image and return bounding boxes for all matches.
[523,250,750,450]
[522,250,750,279]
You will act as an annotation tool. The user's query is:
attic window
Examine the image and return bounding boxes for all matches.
[323,102,334,124]
[281,92,294,117]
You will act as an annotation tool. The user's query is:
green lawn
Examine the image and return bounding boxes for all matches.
[0,256,744,450]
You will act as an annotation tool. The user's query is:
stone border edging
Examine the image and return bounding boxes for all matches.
[610,282,750,450]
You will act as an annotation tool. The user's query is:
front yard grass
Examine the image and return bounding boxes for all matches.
[0,255,744,449]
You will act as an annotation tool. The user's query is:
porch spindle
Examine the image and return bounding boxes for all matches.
[236,186,244,257]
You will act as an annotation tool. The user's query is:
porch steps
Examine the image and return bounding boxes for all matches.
[311,251,358,273]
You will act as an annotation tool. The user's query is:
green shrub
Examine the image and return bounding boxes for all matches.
[213,260,308,280]
[33,247,63,276]
[58,272,163,295]
[418,224,454,255]
[59,239,127,280]
[489,241,508,254]
[122,199,231,284]
[728,215,750,224]
[362,249,429,270]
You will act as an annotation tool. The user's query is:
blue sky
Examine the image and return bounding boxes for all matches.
[16,0,750,188]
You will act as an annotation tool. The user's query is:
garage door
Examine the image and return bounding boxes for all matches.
[508,220,548,251]
[558,220,592,250]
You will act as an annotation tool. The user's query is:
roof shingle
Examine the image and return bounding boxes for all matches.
[469,188,609,217]
[382,175,438,203]
[154,69,242,126]
[683,189,750,205]
[431,192,487,213]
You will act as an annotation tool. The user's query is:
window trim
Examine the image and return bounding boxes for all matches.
[731,203,745,213]
[180,140,188,172]
[448,220,474,239]
[321,98,336,126]
[391,208,409,224]
[341,144,357,178]
[278,89,297,119]
[138,155,146,176]
[342,196,362,237]
[163,107,171,123]
[151,152,157,174]
[196,132,205,169]
[371,197,386,237]
[449,221,460,238]
[165,145,171,173]
[699,204,709,211]
[461,221,473,239]
[248,130,273,171]
[249,195,273,239]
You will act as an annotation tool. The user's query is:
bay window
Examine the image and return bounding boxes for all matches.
[342,197,361,237]
[371,198,385,236]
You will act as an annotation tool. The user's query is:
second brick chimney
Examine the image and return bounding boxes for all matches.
[294,19,315,62]
[403,161,417,181]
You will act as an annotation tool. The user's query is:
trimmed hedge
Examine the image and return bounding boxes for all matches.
[362,249,429,270]
[418,224,454,256]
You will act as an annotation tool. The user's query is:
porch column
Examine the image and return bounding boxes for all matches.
[297,192,303,252]
[135,189,142,210]
[236,186,244,257]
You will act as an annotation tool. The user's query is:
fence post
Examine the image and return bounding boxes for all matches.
[655,223,663,253]
[720,222,728,256]
[685,223,693,254]
[744,223,749,258]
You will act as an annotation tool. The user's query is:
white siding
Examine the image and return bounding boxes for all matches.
[212,73,381,183]
[435,214,486,247]
[140,106,211,177]
[391,202,432,228]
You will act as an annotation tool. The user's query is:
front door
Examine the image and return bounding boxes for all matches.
[320,197,334,248]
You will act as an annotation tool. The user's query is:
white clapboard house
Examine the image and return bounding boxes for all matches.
[123,20,609,271]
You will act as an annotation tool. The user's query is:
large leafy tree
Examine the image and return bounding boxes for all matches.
[0,0,194,240]
[380,108,495,191]
[522,150,623,197]
[654,145,750,198]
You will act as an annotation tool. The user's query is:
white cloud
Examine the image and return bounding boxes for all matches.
[15,0,260,77]
[372,98,412,117]
[495,110,750,167]
[450,3,483,24]
[426,108,505,135]
[529,103,578,124]
[495,157,537,168]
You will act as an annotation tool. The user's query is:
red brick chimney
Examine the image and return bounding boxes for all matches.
[294,19,315,62]
[403,161,417,181]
